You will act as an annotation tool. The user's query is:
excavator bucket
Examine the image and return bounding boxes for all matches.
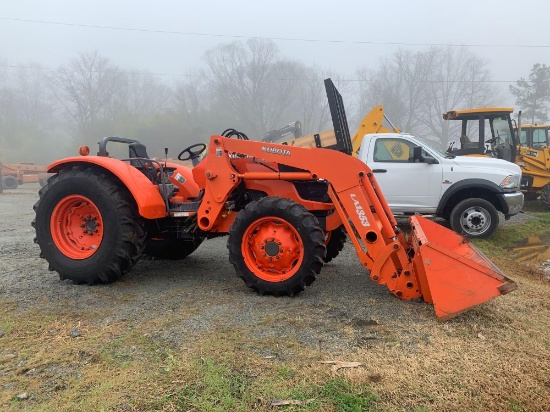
[409,215,517,321]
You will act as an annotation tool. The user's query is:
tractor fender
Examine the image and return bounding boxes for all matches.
[48,156,167,219]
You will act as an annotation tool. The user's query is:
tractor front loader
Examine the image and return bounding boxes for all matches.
[33,79,516,321]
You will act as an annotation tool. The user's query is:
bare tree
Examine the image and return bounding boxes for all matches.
[51,51,125,142]
[204,39,303,138]
[15,64,56,130]
[0,61,67,162]
[421,47,497,149]
[120,72,172,118]
[357,47,497,150]
[175,70,208,118]
[295,65,331,134]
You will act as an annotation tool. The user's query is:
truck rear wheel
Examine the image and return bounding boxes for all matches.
[540,183,550,209]
[324,225,346,263]
[228,197,325,296]
[449,198,498,239]
[32,166,146,284]
[2,175,19,190]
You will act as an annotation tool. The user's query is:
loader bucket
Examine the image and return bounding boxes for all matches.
[409,215,517,321]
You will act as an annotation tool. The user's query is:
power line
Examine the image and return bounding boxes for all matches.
[1,16,549,49]
[0,64,520,83]
[0,64,199,78]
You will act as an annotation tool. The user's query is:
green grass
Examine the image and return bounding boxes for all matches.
[473,200,550,257]
[146,355,378,412]
[318,378,378,411]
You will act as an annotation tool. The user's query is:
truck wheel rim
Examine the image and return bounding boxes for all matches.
[242,217,304,282]
[460,206,491,235]
[50,195,104,259]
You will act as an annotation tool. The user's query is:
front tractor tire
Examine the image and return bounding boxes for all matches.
[323,225,346,263]
[228,197,326,296]
[33,166,147,284]
[449,198,499,239]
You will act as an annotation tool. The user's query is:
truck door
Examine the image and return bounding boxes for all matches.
[367,137,443,213]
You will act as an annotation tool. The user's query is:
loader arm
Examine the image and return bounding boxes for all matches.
[197,136,418,298]
[196,136,516,320]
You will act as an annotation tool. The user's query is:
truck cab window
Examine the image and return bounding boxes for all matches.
[373,139,415,162]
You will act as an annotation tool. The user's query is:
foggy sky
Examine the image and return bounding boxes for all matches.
[1,0,549,105]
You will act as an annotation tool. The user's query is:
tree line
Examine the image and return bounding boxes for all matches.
[0,39,548,163]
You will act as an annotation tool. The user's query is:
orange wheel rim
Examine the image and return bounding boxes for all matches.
[242,217,304,282]
[50,195,104,259]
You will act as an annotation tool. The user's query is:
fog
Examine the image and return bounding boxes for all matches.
[0,0,548,163]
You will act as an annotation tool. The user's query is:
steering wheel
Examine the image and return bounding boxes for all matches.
[178,143,207,161]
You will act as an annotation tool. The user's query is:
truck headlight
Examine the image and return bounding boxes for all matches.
[500,174,520,189]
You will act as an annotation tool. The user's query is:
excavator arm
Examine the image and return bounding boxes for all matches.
[351,105,400,155]
[270,105,400,156]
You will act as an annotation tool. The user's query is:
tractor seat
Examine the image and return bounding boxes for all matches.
[129,142,158,181]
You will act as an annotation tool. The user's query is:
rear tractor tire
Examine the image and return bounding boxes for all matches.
[32,166,147,284]
[2,175,19,190]
[449,198,499,239]
[540,183,550,210]
[228,197,326,296]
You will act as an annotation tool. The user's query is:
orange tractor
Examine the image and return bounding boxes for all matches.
[33,79,516,321]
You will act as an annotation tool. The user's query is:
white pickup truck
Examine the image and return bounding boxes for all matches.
[357,133,524,238]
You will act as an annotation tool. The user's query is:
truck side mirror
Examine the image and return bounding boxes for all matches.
[413,146,438,164]
[413,146,423,162]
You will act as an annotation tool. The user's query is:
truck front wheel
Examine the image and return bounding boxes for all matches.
[228,197,325,296]
[449,198,499,239]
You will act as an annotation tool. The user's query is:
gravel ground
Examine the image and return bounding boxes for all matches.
[3,184,550,411]
[0,184,539,353]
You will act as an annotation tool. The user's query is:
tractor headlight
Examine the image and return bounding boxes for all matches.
[500,174,521,189]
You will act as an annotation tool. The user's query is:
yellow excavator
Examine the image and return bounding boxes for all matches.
[515,124,550,203]
[518,123,550,150]
[442,108,550,208]
[443,108,517,162]
[270,105,400,154]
